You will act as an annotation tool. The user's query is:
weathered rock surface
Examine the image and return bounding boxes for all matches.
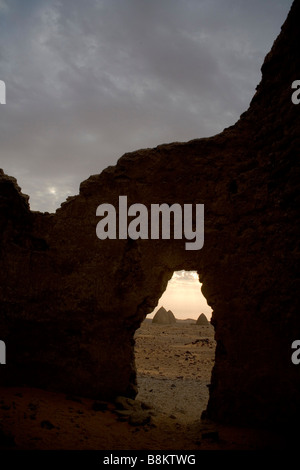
[113,396,154,426]
[0,2,299,427]
[152,307,176,324]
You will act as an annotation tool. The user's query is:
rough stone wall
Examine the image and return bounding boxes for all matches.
[0,1,299,427]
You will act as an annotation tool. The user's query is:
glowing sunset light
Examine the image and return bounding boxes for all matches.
[148,271,212,321]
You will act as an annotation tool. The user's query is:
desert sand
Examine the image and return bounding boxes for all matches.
[135,319,215,424]
[0,319,291,451]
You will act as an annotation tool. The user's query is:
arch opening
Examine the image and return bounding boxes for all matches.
[134,271,215,425]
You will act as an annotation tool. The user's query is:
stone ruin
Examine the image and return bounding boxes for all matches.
[152,307,176,324]
[196,313,209,326]
[0,1,299,428]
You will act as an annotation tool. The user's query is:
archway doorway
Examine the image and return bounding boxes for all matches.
[134,271,215,426]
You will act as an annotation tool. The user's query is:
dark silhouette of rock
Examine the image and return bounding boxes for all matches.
[152,307,176,324]
[0,1,299,428]
[196,313,209,325]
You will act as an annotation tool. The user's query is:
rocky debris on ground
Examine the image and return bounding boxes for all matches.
[113,396,155,426]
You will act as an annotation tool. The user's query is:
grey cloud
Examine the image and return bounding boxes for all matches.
[171,271,199,285]
[0,0,293,211]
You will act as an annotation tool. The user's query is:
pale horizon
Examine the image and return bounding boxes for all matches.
[147,270,213,321]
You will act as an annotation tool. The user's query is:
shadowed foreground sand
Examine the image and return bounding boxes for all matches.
[135,319,215,424]
[0,320,292,450]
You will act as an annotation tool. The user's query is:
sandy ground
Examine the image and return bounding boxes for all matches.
[135,320,215,424]
[0,319,292,451]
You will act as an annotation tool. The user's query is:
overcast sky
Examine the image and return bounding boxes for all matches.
[0,0,293,213]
